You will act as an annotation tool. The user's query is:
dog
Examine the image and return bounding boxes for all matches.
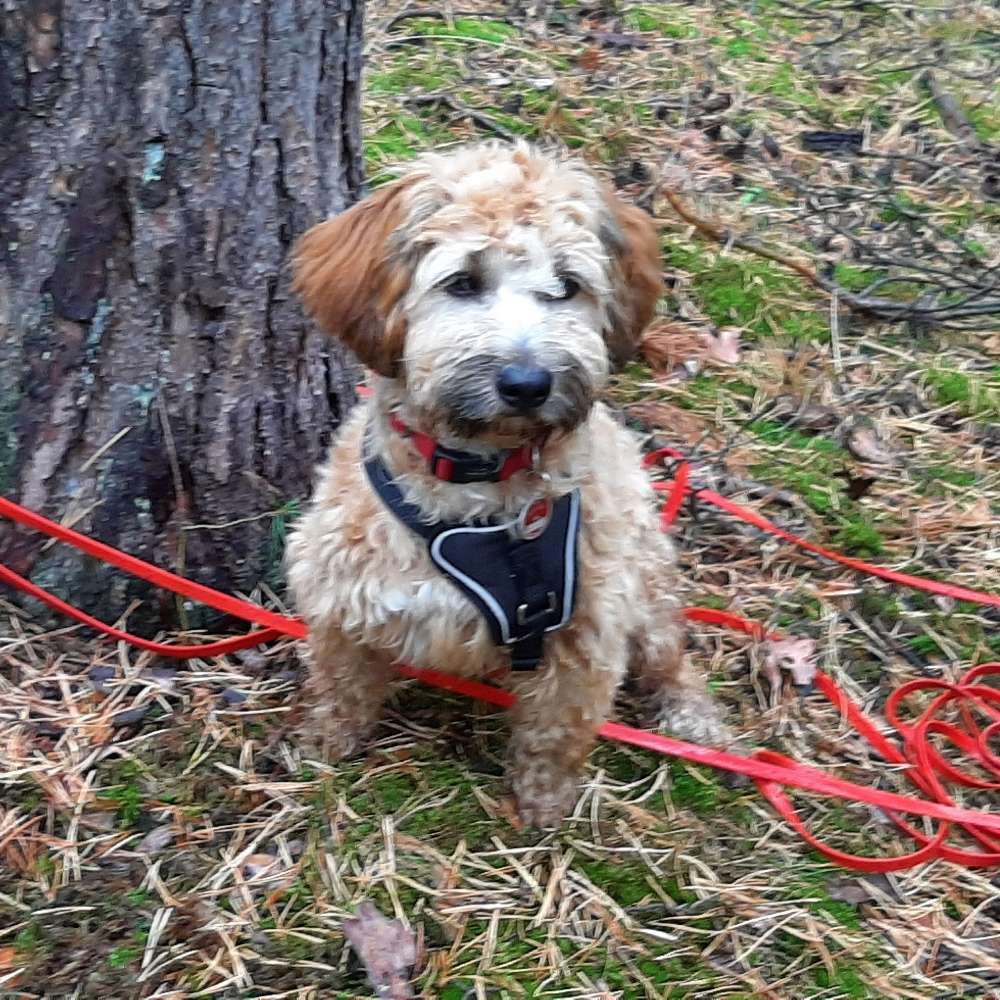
[286,141,729,829]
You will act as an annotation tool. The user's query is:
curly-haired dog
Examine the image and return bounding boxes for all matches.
[287,142,729,828]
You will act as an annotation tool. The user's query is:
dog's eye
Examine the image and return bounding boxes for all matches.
[443,272,482,299]
[541,276,581,302]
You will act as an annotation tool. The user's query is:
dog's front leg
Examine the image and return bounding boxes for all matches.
[302,623,396,760]
[506,633,625,830]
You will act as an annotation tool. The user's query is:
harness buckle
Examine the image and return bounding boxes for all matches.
[516,591,558,629]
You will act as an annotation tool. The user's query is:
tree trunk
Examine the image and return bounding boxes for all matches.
[0,0,364,629]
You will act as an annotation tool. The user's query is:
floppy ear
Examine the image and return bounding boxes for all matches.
[600,191,664,370]
[292,179,417,377]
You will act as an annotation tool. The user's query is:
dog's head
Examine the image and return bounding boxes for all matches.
[293,142,662,444]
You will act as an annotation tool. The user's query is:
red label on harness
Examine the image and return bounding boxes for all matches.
[517,498,553,540]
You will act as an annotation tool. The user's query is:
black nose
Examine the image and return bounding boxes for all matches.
[496,364,552,411]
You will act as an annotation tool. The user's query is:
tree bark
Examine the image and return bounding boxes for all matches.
[0,0,364,628]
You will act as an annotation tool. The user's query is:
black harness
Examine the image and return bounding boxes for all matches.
[365,455,581,671]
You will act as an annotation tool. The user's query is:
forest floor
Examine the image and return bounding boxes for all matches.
[4,1,1000,998]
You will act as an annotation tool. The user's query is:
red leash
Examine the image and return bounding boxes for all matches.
[1,448,998,871]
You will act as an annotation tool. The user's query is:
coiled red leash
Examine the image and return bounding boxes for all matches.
[1,446,998,871]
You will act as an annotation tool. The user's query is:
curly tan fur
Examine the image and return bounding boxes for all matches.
[287,142,729,829]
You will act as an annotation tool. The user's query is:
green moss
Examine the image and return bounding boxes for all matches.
[880,193,930,224]
[367,64,459,95]
[813,964,871,997]
[99,761,146,828]
[625,7,697,37]
[365,114,453,169]
[406,17,519,44]
[107,945,142,968]
[665,242,826,342]
[858,591,901,623]
[908,634,941,657]
[968,97,1000,140]
[479,107,537,136]
[749,419,841,454]
[748,417,848,514]
[15,923,44,955]
[669,760,725,814]
[786,866,863,930]
[926,464,977,488]
[370,772,415,812]
[832,516,884,557]
[833,264,883,292]
[578,859,652,906]
[925,368,1000,416]
[751,61,820,109]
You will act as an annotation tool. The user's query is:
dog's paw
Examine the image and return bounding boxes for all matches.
[301,713,372,762]
[657,692,734,747]
[511,768,579,831]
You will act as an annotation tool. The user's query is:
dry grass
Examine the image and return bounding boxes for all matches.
[3,1,1000,997]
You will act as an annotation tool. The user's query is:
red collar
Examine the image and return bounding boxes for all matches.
[389,413,536,483]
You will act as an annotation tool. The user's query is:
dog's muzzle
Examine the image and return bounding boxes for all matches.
[440,354,593,437]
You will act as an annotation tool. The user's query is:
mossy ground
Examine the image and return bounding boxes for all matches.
[3,2,1000,998]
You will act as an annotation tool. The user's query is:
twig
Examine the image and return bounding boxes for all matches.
[407,94,516,141]
[659,188,1000,324]
[920,71,982,149]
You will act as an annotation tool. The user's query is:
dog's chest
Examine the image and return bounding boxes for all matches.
[375,574,481,629]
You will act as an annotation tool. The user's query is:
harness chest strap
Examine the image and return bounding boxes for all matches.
[364,455,581,671]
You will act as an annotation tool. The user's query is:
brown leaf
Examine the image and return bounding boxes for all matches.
[763,637,818,689]
[244,853,280,875]
[826,877,875,904]
[639,319,707,373]
[846,426,894,465]
[827,873,898,903]
[699,326,742,365]
[771,394,840,431]
[916,497,995,537]
[955,496,994,528]
[625,402,706,444]
[343,901,417,1000]
[577,46,602,72]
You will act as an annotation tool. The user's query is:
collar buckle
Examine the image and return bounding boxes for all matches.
[431,445,506,484]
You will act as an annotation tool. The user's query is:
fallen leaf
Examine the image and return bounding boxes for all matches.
[763,637,818,690]
[639,319,707,373]
[577,46,602,72]
[846,425,894,465]
[771,394,840,431]
[915,497,995,537]
[955,496,994,528]
[699,326,742,365]
[243,853,297,892]
[625,402,706,444]
[343,901,417,1000]
[135,824,174,855]
[827,873,898,903]
[826,877,875,904]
